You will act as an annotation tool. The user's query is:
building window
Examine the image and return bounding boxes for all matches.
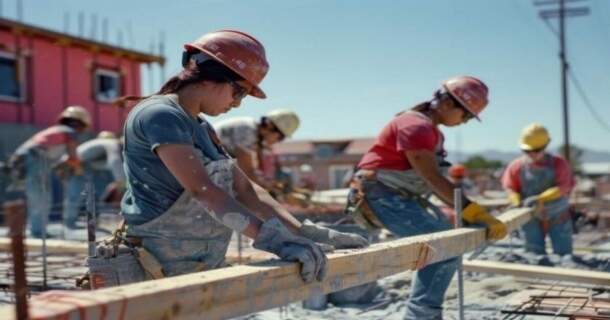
[315,144,339,159]
[94,68,121,102]
[0,52,25,101]
[328,165,354,189]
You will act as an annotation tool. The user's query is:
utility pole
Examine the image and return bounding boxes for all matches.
[535,0,589,163]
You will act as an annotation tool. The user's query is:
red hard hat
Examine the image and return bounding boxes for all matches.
[184,30,269,99]
[442,76,489,121]
[449,164,467,179]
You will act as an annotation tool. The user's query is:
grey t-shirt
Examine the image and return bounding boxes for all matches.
[77,138,125,181]
[214,117,259,156]
[121,94,230,225]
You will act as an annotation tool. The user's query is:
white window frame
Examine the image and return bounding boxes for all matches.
[94,68,121,103]
[328,164,354,189]
[0,51,26,102]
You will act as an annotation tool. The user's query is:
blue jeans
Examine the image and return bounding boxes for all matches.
[364,181,458,320]
[522,200,573,255]
[63,173,87,228]
[25,152,52,238]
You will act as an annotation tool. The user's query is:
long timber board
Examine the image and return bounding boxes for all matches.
[463,259,610,287]
[0,208,532,320]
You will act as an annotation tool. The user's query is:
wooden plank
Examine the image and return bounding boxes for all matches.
[0,238,87,255]
[463,260,610,287]
[0,208,532,320]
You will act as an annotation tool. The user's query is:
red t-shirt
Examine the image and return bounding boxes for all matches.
[501,154,575,195]
[358,112,443,170]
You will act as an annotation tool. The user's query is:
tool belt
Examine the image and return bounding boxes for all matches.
[114,219,165,280]
[346,170,384,230]
[536,207,572,235]
[346,169,440,231]
[80,219,165,289]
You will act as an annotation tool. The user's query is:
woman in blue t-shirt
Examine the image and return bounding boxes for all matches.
[91,30,367,287]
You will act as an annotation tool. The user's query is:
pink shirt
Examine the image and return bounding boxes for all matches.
[359,112,443,171]
[501,154,575,195]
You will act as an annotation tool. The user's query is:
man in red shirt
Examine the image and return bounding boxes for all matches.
[502,123,574,255]
[348,76,507,320]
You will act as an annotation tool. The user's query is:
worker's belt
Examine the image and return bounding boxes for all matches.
[106,219,165,280]
[536,207,572,235]
[346,169,439,230]
[346,170,385,230]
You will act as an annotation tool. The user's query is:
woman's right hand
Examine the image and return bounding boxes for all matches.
[253,218,328,283]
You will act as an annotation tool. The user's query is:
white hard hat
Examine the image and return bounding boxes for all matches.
[59,106,91,126]
[265,109,300,138]
[97,131,117,139]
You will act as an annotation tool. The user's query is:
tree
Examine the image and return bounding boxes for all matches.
[463,155,504,170]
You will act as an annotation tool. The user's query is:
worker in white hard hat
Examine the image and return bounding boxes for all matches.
[10,106,90,238]
[214,108,299,188]
[502,123,575,255]
[62,130,124,230]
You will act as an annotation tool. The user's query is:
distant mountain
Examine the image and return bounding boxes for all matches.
[446,148,610,165]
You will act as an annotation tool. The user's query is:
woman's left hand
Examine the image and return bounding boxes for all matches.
[299,219,369,249]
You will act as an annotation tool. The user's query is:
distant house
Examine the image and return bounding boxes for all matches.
[274,138,375,190]
[0,17,164,158]
[581,162,610,178]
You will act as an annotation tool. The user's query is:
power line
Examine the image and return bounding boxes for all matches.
[567,69,610,133]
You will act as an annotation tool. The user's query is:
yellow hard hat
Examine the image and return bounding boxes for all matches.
[520,123,550,151]
[266,109,300,138]
[59,106,91,127]
[97,131,117,139]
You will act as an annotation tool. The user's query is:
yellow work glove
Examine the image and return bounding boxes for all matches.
[462,202,508,240]
[522,187,562,207]
[538,186,562,203]
[508,191,521,207]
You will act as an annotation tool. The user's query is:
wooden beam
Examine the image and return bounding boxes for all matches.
[0,208,532,320]
[463,260,610,287]
[0,238,87,255]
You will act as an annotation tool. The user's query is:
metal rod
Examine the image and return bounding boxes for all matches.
[454,187,465,320]
[559,0,571,163]
[41,157,49,290]
[86,180,97,257]
[5,200,29,320]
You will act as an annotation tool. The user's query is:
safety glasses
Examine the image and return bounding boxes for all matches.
[225,78,249,101]
[450,95,475,122]
[522,147,545,154]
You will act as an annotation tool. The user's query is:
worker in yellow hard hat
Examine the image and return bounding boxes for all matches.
[10,106,90,238]
[214,108,300,189]
[502,123,575,255]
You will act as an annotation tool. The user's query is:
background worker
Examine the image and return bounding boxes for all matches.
[347,76,507,320]
[63,131,124,230]
[448,163,479,196]
[99,30,366,286]
[215,108,299,189]
[502,123,575,255]
[10,106,90,238]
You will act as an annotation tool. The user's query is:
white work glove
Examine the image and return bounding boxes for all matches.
[253,218,328,283]
[299,219,369,249]
[522,195,540,208]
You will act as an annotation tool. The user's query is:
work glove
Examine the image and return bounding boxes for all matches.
[522,187,562,208]
[462,202,508,240]
[299,219,369,249]
[253,218,328,283]
[508,191,521,207]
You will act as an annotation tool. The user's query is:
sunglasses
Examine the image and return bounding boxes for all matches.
[523,148,545,154]
[450,96,475,122]
[225,78,249,101]
[270,124,285,140]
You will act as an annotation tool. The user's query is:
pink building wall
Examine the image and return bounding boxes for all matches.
[0,23,149,134]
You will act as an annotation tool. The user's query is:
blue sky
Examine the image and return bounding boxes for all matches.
[6,0,610,153]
